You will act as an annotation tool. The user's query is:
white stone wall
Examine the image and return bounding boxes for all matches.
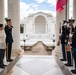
[20,12,56,35]
[47,17,55,34]
[28,17,33,34]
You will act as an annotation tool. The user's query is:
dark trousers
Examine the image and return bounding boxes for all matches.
[61,44,66,60]
[0,49,5,65]
[72,48,76,68]
[67,51,71,65]
[6,43,12,60]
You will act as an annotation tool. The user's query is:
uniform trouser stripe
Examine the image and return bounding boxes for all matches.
[70,50,73,65]
[62,44,66,60]
[64,44,67,59]
[6,43,8,60]
[6,43,12,60]
[67,50,73,65]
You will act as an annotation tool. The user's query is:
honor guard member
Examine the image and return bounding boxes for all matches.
[65,19,75,66]
[0,24,7,68]
[60,20,68,61]
[4,19,13,62]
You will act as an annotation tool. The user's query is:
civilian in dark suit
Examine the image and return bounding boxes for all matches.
[4,19,13,62]
[71,26,76,74]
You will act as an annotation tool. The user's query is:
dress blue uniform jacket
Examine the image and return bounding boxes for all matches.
[4,25,13,43]
[61,26,69,44]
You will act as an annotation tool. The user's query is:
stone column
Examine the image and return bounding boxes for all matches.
[73,0,76,26]
[52,12,62,57]
[52,0,69,57]
[67,0,69,20]
[0,0,4,24]
[8,0,24,56]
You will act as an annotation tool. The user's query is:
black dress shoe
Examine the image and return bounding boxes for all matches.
[0,65,5,69]
[71,69,76,74]
[65,63,73,66]
[7,59,13,62]
[60,59,66,61]
[3,64,7,66]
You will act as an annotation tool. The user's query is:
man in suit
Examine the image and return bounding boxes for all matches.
[4,19,13,62]
[71,26,76,74]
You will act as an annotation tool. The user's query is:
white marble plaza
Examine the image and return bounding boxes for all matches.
[10,55,72,75]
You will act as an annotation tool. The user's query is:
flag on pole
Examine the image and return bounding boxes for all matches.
[56,0,67,12]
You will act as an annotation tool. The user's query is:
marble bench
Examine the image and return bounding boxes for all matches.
[20,41,38,50]
[42,42,56,51]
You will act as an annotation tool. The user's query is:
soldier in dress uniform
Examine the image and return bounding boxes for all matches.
[4,19,13,62]
[0,24,7,68]
[60,20,68,61]
[65,19,75,66]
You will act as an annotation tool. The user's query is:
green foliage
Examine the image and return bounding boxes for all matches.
[20,24,24,33]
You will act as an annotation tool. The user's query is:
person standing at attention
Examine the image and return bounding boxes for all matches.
[0,24,7,68]
[5,19,13,62]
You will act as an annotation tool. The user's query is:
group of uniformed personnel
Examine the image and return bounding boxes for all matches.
[0,19,13,69]
[58,18,76,74]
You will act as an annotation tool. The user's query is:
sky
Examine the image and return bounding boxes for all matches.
[20,0,56,19]
[5,0,73,19]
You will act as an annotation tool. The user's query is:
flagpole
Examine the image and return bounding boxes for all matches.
[65,0,67,21]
